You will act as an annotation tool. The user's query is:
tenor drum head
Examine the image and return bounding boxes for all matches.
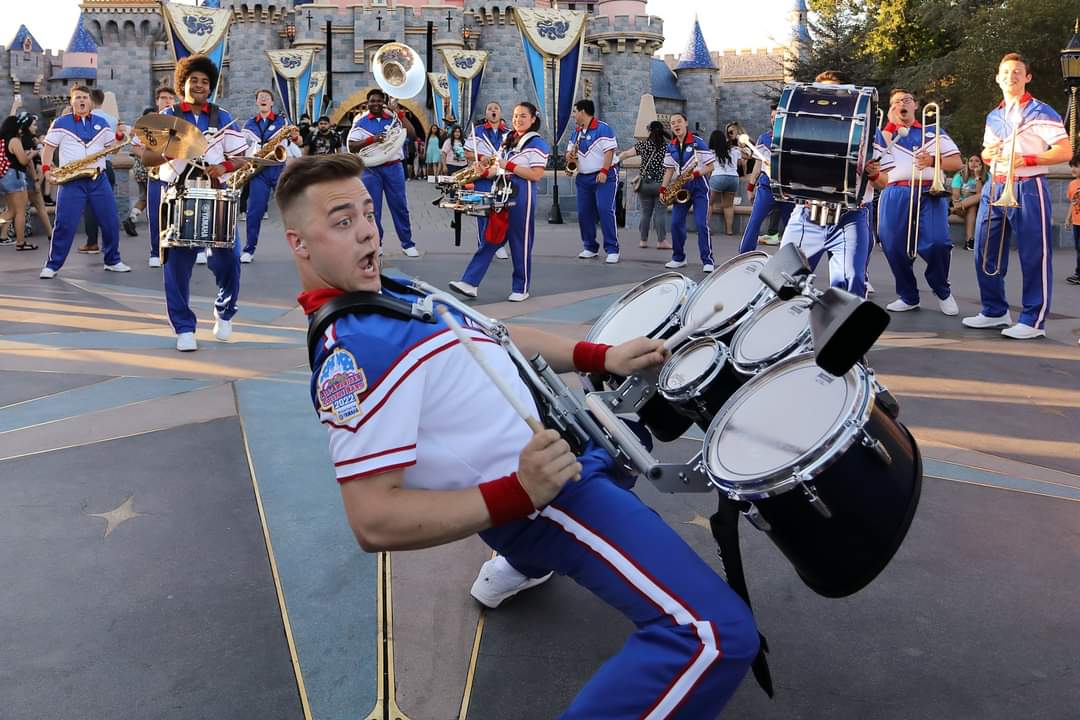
[730,297,813,374]
[659,337,725,399]
[680,252,770,337]
[704,354,870,498]
[588,273,694,346]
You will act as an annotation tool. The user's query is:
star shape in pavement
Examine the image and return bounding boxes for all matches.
[87,496,144,538]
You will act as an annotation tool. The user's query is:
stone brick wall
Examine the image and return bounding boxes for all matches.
[676,69,717,135]
[717,80,777,142]
[219,20,284,118]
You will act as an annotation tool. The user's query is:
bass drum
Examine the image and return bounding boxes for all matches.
[729,296,814,376]
[679,251,772,341]
[702,354,921,597]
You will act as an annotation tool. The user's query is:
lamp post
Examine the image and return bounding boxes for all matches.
[548,58,564,224]
[1061,19,1080,156]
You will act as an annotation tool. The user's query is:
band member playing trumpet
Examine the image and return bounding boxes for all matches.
[661,112,716,271]
[38,84,131,279]
[450,102,549,302]
[568,100,620,263]
[347,89,419,257]
[963,53,1071,339]
[278,152,759,720]
[464,102,509,257]
[240,88,296,263]
[132,55,249,352]
[738,104,794,252]
[877,89,963,315]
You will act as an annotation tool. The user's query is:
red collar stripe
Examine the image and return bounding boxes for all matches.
[298,287,345,315]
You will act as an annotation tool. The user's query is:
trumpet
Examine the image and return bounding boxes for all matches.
[905,102,949,260]
[980,123,1021,276]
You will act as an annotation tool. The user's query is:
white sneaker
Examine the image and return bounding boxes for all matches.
[148,256,161,268]
[239,252,253,264]
[104,261,131,273]
[470,556,553,609]
[703,264,715,273]
[938,295,959,316]
[402,246,420,257]
[665,259,687,269]
[577,250,598,259]
[507,292,529,302]
[448,280,478,298]
[39,267,56,279]
[1001,322,1046,340]
[886,298,919,312]
[176,332,197,352]
[195,251,208,265]
[605,253,620,264]
[865,281,875,296]
[213,312,232,342]
[962,312,1012,329]
[495,246,509,260]
[759,234,780,246]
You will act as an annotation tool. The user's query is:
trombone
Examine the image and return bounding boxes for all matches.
[905,102,949,260]
[980,123,1021,276]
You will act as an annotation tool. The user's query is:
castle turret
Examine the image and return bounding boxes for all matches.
[80,0,164,120]
[7,25,49,98]
[52,16,99,86]
[787,0,811,70]
[673,15,717,134]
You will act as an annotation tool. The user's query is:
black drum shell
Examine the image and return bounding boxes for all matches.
[660,354,746,431]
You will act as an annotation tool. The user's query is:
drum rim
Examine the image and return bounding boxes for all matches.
[730,296,815,375]
[702,353,875,499]
[658,336,728,402]
[586,271,695,344]
[679,251,771,337]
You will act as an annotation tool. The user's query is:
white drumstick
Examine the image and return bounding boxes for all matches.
[435,305,545,434]
[662,303,724,352]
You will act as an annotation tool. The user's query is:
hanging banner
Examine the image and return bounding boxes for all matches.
[441,49,488,127]
[428,72,451,127]
[513,9,587,147]
[267,48,318,123]
[161,3,233,95]
[307,71,327,118]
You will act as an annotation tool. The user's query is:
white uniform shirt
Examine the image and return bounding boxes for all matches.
[45,113,116,171]
[983,94,1068,179]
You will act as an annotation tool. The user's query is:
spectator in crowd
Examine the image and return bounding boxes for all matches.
[425,125,444,178]
[297,113,312,151]
[1067,155,1080,286]
[0,115,35,250]
[950,154,987,250]
[617,120,670,249]
[726,121,749,199]
[306,116,341,155]
[18,113,52,242]
[81,88,118,254]
[413,133,426,180]
[443,125,468,176]
[708,128,741,236]
[121,105,156,239]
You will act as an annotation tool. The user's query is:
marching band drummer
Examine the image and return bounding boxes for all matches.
[449,101,550,302]
[38,84,132,279]
[239,88,298,264]
[132,54,249,353]
[660,112,716,272]
[464,101,509,259]
[738,104,794,252]
[347,89,419,257]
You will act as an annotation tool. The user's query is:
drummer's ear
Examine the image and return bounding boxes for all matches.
[286,230,309,258]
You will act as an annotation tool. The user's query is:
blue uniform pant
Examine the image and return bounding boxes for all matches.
[738,177,793,253]
[782,205,871,298]
[362,162,413,249]
[46,174,122,271]
[878,185,952,305]
[243,171,278,255]
[1072,223,1080,276]
[147,179,165,258]
[163,245,240,334]
[472,178,499,249]
[463,185,536,294]
[973,176,1054,328]
[83,162,116,246]
[481,449,758,719]
[670,180,714,266]
[576,171,620,254]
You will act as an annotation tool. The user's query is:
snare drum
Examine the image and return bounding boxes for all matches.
[658,337,744,430]
[586,273,696,442]
[703,354,921,597]
[160,181,241,250]
[679,251,772,340]
[729,296,814,376]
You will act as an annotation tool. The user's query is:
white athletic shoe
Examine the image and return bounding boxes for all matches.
[176,332,197,352]
[865,281,875,296]
[448,280,478,298]
[495,246,509,259]
[104,261,131,273]
[470,556,553,609]
[759,234,780,246]
[962,312,1012,329]
[605,253,620,264]
[938,295,959,316]
[1001,322,1046,340]
[577,250,598,259]
[239,252,253,264]
[402,246,420,257]
[148,256,162,269]
[212,312,232,342]
[886,298,919,312]
[703,264,715,273]
[665,259,687,269]
[39,267,56,279]
[507,292,529,302]
[195,251,208,265]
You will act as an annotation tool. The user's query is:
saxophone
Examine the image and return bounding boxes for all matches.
[660,164,696,206]
[450,156,496,187]
[51,133,132,184]
[227,124,296,190]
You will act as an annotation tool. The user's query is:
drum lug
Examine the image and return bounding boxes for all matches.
[801,482,833,519]
[742,503,772,532]
[861,431,893,465]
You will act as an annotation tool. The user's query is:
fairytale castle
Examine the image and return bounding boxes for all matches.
[1,0,810,148]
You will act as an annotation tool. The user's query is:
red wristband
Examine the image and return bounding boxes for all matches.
[115,131,124,142]
[478,472,535,526]
[601,166,609,174]
[573,341,611,374]
[505,161,517,173]
[1022,154,1038,167]
[884,122,899,134]
[868,172,880,182]
[222,159,236,173]
[41,164,50,173]
[659,186,667,194]
[365,136,377,146]
[747,183,755,192]
[692,170,702,178]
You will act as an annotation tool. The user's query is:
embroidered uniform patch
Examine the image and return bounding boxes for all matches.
[317,348,368,422]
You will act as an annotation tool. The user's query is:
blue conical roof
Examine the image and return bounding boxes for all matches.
[66,15,97,54]
[675,17,716,71]
[10,25,44,54]
[792,0,808,11]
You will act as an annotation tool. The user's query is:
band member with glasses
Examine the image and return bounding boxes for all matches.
[661,112,716,272]
[568,100,621,264]
[464,101,509,258]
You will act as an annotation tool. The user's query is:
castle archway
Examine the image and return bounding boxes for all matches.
[331,87,430,135]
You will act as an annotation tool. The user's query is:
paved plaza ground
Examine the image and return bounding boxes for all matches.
[1,177,1078,719]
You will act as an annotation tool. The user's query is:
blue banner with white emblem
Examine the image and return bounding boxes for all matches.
[513,8,587,148]
[160,4,233,98]
[268,49,319,124]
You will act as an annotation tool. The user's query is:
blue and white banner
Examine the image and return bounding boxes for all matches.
[161,4,233,95]
[441,49,488,127]
[428,72,451,127]
[267,49,318,124]
[307,71,327,119]
[513,9,587,146]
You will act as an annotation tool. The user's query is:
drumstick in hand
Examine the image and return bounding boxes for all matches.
[662,303,725,352]
[435,305,545,434]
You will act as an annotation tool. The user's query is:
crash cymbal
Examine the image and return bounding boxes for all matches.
[133,112,208,161]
